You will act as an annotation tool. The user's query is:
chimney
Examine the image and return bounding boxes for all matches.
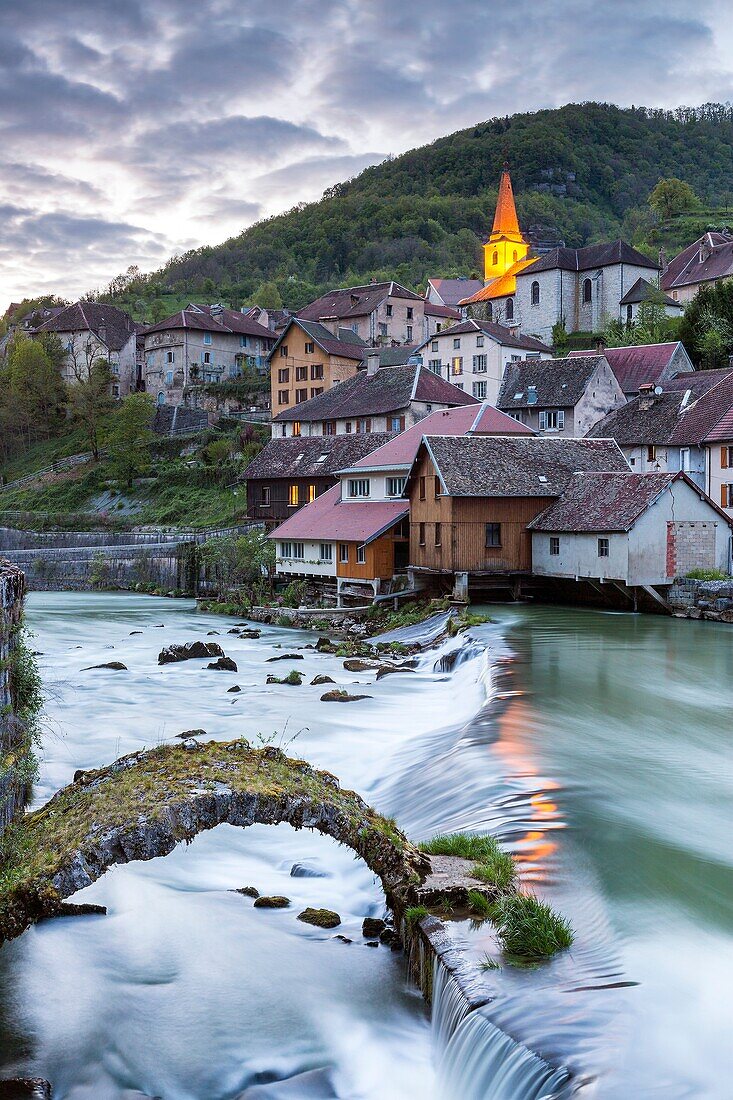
[210,303,224,317]
[366,349,380,376]
[319,315,340,337]
[638,383,655,394]
[658,247,668,274]
[594,336,607,353]
[699,235,712,264]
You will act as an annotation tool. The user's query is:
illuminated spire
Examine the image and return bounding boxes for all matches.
[491,162,522,241]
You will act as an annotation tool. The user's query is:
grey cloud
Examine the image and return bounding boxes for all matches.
[252,153,388,200]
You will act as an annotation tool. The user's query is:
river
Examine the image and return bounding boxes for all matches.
[0,593,730,1099]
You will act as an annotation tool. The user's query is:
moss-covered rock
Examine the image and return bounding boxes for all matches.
[320,690,372,702]
[310,675,335,686]
[297,907,341,928]
[253,895,290,909]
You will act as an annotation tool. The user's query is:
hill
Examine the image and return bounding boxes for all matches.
[100,102,733,318]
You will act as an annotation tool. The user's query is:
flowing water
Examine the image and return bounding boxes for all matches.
[0,593,730,1098]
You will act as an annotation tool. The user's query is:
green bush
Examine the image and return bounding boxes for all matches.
[493,893,573,958]
[685,569,729,581]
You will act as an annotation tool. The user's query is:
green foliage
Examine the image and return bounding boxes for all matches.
[648,177,700,221]
[403,905,429,926]
[602,290,680,349]
[479,953,502,971]
[419,832,516,892]
[67,358,115,459]
[685,568,729,581]
[89,551,114,589]
[492,893,574,959]
[105,393,156,486]
[680,281,733,368]
[0,335,67,460]
[252,281,283,309]
[467,890,497,919]
[551,319,569,354]
[199,531,275,597]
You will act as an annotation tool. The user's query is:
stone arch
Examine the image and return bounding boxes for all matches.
[0,740,431,946]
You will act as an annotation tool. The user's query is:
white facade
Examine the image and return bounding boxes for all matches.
[532,479,732,585]
[58,330,137,397]
[420,326,551,405]
[275,539,337,579]
[706,441,733,517]
[622,443,706,489]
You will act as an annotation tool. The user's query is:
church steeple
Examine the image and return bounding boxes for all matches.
[484,163,529,281]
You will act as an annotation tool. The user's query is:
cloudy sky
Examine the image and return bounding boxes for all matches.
[2,0,733,308]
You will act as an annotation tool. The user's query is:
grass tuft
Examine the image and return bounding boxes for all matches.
[493,893,573,959]
[479,953,502,971]
[403,905,429,927]
[467,890,497,920]
[419,832,516,893]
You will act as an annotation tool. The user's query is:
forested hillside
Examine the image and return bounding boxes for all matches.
[101,101,733,315]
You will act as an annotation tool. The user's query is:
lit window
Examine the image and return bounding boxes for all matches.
[292,421,301,437]
[308,484,316,502]
[549,537,560,555]
[598,538,610,558]
[288,485,299,506]
[452,357,463,376]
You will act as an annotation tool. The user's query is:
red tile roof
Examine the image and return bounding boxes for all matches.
[568,342,687,394]
[528,471,678,531]
[661,232,733,291]
[298,281,423,322]
[268,485,407,543]
[423,301,461,319]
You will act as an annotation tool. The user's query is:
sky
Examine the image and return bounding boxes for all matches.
[2,0,733,308]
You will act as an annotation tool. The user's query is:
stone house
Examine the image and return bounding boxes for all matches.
[34,301,137,396]
[511,241,660,343]
[271,360,475,439]
[404,435,629,582]
[268,318,367,417]
[618,278,682,324]
[415,319,551,404]
[568,341,693,399]
[529,471,733,587]
[497,355,625,437]
[661,231,733,304]
[298,281,427,345]
[144,305,275,406]
[426,278,485,313]
[423,300,462,336]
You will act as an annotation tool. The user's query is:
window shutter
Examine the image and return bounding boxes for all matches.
[722,447,729,469]
[558,410,565,429]
[539,411,547,430]
[399,416,405,431]
[722,485,729,508]
[366,418,372,433]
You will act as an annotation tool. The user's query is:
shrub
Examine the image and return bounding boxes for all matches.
[685,568,729,581]
[493,893,573,958]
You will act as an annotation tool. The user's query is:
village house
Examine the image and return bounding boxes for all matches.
[405,435,629,591]
[144,305,275,406]
[416,319,551,403]
[269,402,532,600]
[497,355,625,436]
[268,317,367,417]
[589,369,733,501]
[529,471,732,590]
[241,432,393,527]
[34,301,138,396]
[297,281,428,345]
[618,278,682,324]
[568,341,693,399]
[423,300,462,335]
[426,278,485,313]
[271,357,475,439]
[661,231,733,303]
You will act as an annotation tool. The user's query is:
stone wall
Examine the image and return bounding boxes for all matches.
[0,561,29,836]
[668,578,733,622]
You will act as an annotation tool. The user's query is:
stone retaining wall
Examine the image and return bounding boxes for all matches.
[0,561,29,837]
[668,578,733,623]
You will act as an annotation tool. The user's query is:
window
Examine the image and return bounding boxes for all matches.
[721,446,733,469]
[280,345,288,357]
[722,484,733,508]
[386,304,393,317]
[390,415,405,432]
[549,536,560,556]
[304,484,315,503]
[112,384,120,397]
[419,476,426,500]
[157,391,165,405]
[406,307,413,320]
[531,281,540,306]
[324,420,336,435]
[310,387,323,398]
[320,543,333,562]
[292,543,305,560]
[452,357,463,376]
[598,538,610,558]
[167,350,175,363]
[356,545,366,564]
[473,381,487,399]
[492,250,498,266]
[431,340,439,352]
[304,341,315,354]
[166,370,173,384]
[407,325,413,341]
[288,485,299,506]
[278,368,289,384]
[295,388,307,403]
[339,543,349,564]
[310,363,323,380]
[261,486,271,506]
[453,338,461,349]
[357,418,371,433]
[386,476,407,497]
[345,421,353,434]
[505,298,514,321]
[434,475,441,498]
[583,279,592,304]
[486,302,493,321]
[485,523,501,548]
[279,542,292,558]
[379,323,388,337]
[680,448,690,472]
[647,445,657,462]
[473,354,487,373]
[278,389,289,405]
[626,304,633,324]
[296,365,307,381]
[538,410,565,431]
[240,335,248,348]
[428,359,442,374]
[202,351,211,365]
[476,336,484,347]
[348,478,370,497]
[419,522,426,546]
[203,333,212,345]
[292,421,301,437]
[434,522,442,547]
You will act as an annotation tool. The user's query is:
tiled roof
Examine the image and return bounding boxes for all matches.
[343,402,534,473]
[273,365,475,422]
[427,278,484,307]
[498,356,607,409]
[528,471,678,531]
[669,370,733,445]
[424,318,550,352]
[423,301,462,319]
[589,370,733,446]
[568,342,688,394]
[145,309,230,335]
[298,281,423,322]
[37,302,136,350]
[618,277,679,307]
[661,232,733,291]
[518,240,658,276]
[376,344,420,366]
[241,433,394,481]
[268,317,367,362]
[419,435,629,498]
[459,258,536,304]
[191,305,276,341]
[268,484,408,543]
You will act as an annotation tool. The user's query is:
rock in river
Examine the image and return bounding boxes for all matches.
[158,641,224,664]
[208,656,238,672]
[266,653,304,662]
[253,895,290,909]
[0,1082,53,1100]
[297,907,341,929]
[227,685,242,693]
[81,661,127,671]
[362,917,386,938]
[320,690,372,703]
[310,675,335,686]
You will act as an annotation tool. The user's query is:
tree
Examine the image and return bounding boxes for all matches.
[150,298,169,323]
[4,336,66,445]
[106,393,156,486]
[680,281,733,368]
[648,178,700,221]
[199,531,275,599]
[252,281,283,310]
[68,357,115,459]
